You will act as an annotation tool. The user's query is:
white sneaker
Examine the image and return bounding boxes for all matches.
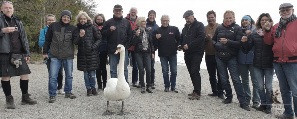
[57,89,65,95]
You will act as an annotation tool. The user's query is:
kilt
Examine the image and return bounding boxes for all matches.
[0,53,31,77]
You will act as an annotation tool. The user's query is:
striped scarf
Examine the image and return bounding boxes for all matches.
[275,14,297,38]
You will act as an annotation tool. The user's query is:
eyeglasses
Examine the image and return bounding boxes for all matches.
[2,1,13,5]
[280,9,292,13]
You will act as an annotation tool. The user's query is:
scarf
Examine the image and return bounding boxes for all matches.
[275,14,297,38]
[256,29,264,36]
[140,27,148,51]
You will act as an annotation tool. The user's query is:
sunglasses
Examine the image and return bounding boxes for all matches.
[2,1,13,5]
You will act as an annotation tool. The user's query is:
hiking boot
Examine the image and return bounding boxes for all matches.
[141,87,145,94]
[21,93,37,105]
[171,88,178,93]
[222,97,232,104]
[240,103,251,111]
[6,95,16,109]
[48,96,56,103]
[146,87,153,93]
[256,105,266,111]
[92,88,98,96]
[252,102,259,109]
[65,93,76,99]
[164,88,169,92]
[275,114,294,119]
[264,106,272,114]
[188,92,200,100]
[87,89,92,96]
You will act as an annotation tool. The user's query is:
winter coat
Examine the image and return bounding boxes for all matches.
[146,18,159,36]
[264,19,297,63]
[212,23,243,62]
[74,21,101,71]
[101,15,132,54]
[238,25,256,64]
[43,20,77,59]
[242,30,274,68]
[93,22,107,53]
[132,28,154,54]
[181,19,206,55]
[204,23,220,55]
[154,25,180,57]
[0,12,30,57]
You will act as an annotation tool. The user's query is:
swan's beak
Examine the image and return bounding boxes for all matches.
[114,47,121,54]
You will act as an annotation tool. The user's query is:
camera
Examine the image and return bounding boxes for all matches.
[43,57,49,64]
[178,45,183,49]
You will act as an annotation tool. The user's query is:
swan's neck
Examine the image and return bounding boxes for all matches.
[118,48,125,80]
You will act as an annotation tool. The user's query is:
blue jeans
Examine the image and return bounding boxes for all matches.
[134,52,151,87]
[109,49,129,83]
[215,57,247,104]
[49,58,73,96]
[46,58,63,90]
[274,63,297,117]
[160,55,177,89]
[238,64,260,104]
[84,71,96,89]
[131,51,138,84]
[253,67,273,107]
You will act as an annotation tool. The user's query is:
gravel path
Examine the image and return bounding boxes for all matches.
[0,57,283,119]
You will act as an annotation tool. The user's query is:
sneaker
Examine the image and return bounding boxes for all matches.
[275,114,294,119]
[87,89,92,96]
[240,103,251,111]
[171,88,178,93]
[57,89,65,95]
[49,96,56,103]
[65,93,76,99]
[188,92,200,100]
[164,88,169,92]
[252,102,259,109]
[222,97,232,104]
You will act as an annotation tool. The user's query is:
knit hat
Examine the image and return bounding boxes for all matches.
[242,15,251,23]
[279,3,294,10]
[148,10,156,17]
[60,10,72,19]
[183,10,194,18]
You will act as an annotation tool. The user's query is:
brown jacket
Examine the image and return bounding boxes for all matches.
[204,23,219,55]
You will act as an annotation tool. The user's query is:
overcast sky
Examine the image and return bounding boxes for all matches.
[94,0,297,30]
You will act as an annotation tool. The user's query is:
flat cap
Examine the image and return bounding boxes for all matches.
[183,10,194,18]
[279,3,294,10]
[114,4,123,10]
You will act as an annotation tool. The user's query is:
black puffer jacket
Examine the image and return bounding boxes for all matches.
[154,25,180,57]
[241,31,273,68]
[181,19,206,55]
[132,28,154,53]
[0,12,30,57]
[101,16,132,54]
[74,21,101,71]
[43,21,77,59]
[212,23,243,61]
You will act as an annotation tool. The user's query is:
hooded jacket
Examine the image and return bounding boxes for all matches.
[101,15,132,54]
[0,12,30,57]
[74,21,101,71]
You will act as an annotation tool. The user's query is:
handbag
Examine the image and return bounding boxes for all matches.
[10,54,23,68]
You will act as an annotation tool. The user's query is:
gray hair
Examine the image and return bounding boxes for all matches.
[46,14,56,21]
[129,7,138,13]
[160,15,170,21]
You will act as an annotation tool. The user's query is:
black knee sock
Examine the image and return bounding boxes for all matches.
[2,80,11,96]
[20,79,28,94]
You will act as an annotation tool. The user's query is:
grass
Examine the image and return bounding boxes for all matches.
[29,52,43,64]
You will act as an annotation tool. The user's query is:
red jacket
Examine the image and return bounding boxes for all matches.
[264,19,297,63]
[126,14,138,51]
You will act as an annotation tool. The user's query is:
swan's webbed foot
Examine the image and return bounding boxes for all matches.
[117,110,130,115]
[102,110,114,116]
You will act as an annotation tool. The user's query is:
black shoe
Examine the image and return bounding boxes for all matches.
[218,94,225,99]
[164,88,169,92]
[151,83,156,89]
[171,88,178,93]
[275,114,294,119]
[6,95,16,109]
[252,102,259,109]
[141,87,145,94]
[132,83,138,87]
[65,93,76,99]
[21,93,37,105]
[240,103,251,111]
[49,96,56,103]
[264,106,272,114]
[208,93,218,96]
[222,97,232,104]
[256,105,266,111]
[146,87,153,93]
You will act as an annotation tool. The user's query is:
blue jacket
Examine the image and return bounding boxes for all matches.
[39,26,50,56]
[146,18,159,35]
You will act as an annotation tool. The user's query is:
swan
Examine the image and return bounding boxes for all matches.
[103,44,131,115]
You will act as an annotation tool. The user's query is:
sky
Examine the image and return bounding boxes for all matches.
[94,0,297,30]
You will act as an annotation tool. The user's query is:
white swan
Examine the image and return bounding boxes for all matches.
[103,44,131,115]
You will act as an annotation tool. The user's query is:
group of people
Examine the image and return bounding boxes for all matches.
[0,1,297,118]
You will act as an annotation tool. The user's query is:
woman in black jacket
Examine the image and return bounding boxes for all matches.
[132,17,154,93]
[212,10,250,111]
[74,11,101,96]
[241,13,274,114]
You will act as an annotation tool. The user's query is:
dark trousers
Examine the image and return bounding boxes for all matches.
[96,52,107,89]
[46,58,63,90]
[205,55,224,95]
[151,59,155,84]
[131,51,139,84]
[185,53,203,95]
[134,52,151,87]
